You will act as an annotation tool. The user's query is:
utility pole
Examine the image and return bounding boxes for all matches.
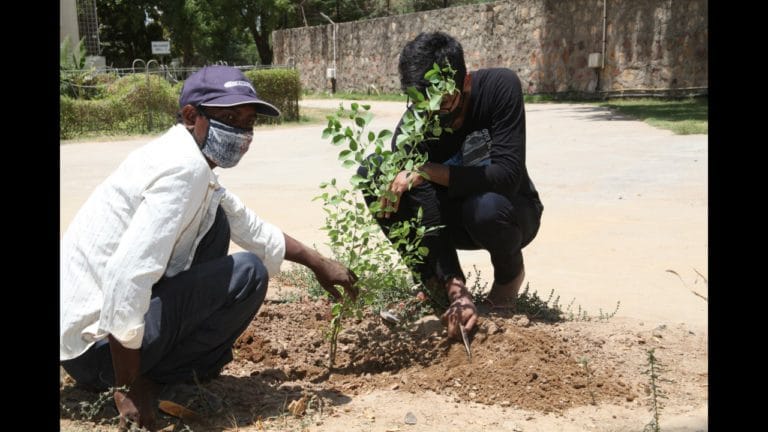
[320,12,337,94]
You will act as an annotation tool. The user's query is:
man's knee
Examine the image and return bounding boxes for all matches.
[462,193,513,232]
[230,252,269,306]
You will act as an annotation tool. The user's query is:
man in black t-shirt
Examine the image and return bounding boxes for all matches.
[359,32,543,340]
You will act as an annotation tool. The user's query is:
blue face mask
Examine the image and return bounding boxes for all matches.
[200,118,254,168]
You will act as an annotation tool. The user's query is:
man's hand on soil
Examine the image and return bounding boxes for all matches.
[442,295,478,340]
[312,257,359,301]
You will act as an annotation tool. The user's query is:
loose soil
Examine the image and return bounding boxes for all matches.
[60,297,707,431]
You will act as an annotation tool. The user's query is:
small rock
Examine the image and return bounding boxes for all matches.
[391,384,400,390]
[487,322,501,334]
[500,400,511,407]
[515,316,531,327]
[469,392,477,398]
[287,395,308,417]
[404,411,417,425]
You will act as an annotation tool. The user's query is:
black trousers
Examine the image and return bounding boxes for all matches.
[61,206,269,390]
[359,165,542,287]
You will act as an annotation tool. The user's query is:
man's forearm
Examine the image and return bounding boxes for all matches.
[419,162,450,186]
[283,233,323,270]
[108,334,142,388]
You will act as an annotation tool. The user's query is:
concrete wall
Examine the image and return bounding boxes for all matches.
[272,0,707,95]
[60,0,80,45]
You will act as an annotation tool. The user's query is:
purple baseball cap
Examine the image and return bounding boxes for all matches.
[180,65,280,117]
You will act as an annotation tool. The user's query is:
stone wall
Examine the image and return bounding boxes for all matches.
[272,0,707,95]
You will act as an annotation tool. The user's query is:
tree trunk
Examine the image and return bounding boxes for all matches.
[242,8,273,65]
[251,29,273,65]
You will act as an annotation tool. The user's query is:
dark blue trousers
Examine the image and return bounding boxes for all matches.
[61,206,269,390]
[359,166,542,286]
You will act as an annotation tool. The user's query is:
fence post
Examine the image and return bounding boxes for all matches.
[146,60,159,131]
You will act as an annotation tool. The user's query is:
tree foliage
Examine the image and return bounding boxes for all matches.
[91,0,494,67]
[96,0,164,68]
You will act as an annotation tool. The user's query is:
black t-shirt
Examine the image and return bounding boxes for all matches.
[393,68,542,205]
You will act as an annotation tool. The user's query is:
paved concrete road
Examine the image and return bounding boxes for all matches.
[60,100,707,331]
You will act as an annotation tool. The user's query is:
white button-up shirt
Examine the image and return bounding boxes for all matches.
[60,124,286,361]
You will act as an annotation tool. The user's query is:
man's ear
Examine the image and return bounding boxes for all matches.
[180,104,198,127]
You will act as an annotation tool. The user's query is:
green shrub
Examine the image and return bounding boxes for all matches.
[60,74,178,139]
[244,68,301,123]
[60,68,299,140]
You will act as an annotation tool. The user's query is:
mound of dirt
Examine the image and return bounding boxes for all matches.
[232,300,633,413]
[61,298,707,431]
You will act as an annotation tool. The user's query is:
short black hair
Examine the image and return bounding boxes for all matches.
[398,32,467,94]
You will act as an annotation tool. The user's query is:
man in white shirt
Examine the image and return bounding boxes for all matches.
[60,65,358,430]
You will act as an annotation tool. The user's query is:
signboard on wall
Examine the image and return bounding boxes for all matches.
[151,41,171,55]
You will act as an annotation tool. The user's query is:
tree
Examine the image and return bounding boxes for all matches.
[154,0,202,66]
[96,0,164,68]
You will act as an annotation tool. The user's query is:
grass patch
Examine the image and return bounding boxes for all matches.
[599,97,708,135]
[303,91,407,102]
[294,106,338,125]
[524,94,559,103]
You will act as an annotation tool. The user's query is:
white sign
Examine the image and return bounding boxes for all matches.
[151,41,171,55]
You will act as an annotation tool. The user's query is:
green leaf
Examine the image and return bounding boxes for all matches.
[342,159,357,169]
[429,95,441,111]
[355,116,366,128]
[351,102,359,111]
[362,104,371,110]
[368,131,375,142]
[418,246,429,256]
[338,149,352,160]
[332,134,345,144]
[322,128,332,139]
[405,86,425,102]
[378,130,393,141]
[350,174,365,186]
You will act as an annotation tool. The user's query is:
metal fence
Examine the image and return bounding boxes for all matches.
[83,61,295,84]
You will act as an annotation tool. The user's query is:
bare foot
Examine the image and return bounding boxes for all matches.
[485,267,525,310]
